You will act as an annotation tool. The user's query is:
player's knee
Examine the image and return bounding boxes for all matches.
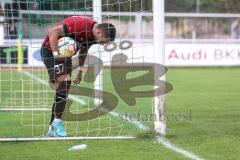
[56,80,71,99]
[57,74,71,82]
[49,81,59,89]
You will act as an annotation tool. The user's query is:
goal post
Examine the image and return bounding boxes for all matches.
[153,0,166,135]
[93,0,103,106]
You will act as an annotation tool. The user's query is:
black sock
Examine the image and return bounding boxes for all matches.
[50,102,55,125]
[50,81,71,124]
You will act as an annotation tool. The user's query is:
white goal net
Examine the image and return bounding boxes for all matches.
[0,0,166,141]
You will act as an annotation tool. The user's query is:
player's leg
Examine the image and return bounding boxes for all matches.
[48,60,72,137]
[50,74,71,122]
[41,46,72,137]
[49,74,71,137]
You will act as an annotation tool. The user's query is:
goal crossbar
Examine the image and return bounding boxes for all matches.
[19,10,240,18]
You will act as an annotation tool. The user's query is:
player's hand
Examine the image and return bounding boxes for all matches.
[73,77,82,85]
[53,51,69,61]
[73,66,83,85]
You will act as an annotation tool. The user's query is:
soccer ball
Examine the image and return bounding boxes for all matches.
[58,37,77,57]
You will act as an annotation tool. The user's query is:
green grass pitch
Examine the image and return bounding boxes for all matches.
[0,67,240,160]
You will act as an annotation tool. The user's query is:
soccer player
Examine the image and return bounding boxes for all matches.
[41,16,116,137]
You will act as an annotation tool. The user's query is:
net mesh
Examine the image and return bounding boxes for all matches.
[0,0,155,139]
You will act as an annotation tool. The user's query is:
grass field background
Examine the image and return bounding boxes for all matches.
[1,67,240,160]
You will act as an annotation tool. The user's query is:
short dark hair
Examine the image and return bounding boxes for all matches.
[97,23,116,42]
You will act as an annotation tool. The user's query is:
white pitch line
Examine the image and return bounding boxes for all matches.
[109,111,148,131]
[156,136,204,160]
[23,71,203,160]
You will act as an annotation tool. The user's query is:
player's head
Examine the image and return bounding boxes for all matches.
[93,23,116,45]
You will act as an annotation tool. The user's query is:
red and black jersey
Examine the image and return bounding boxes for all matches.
[42,16,97,51]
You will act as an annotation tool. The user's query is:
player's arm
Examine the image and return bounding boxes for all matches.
[47,24,65,58]
[73,48,88,85]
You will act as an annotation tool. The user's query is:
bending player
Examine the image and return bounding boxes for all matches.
[41,16,116,137]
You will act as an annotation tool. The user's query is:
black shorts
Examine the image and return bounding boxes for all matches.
[41,46,72,83]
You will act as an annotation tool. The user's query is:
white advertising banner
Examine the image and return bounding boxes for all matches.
[27,42,240,67]
[166,43,240,66]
